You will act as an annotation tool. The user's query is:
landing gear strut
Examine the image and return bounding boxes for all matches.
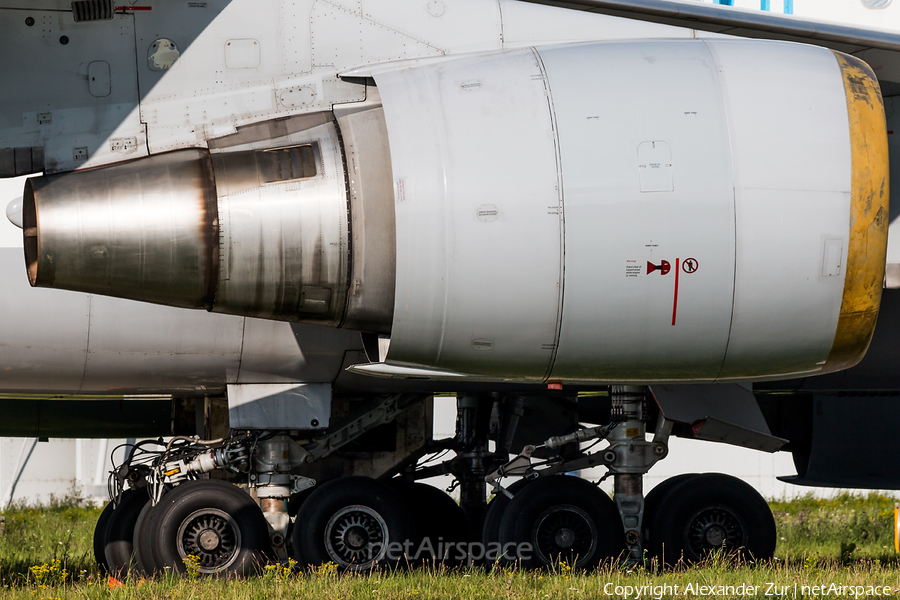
[609,385,657,564]
[454,393,494,541]
[486,385,670,566]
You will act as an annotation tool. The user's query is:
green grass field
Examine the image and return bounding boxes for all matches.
[2,487,900,599]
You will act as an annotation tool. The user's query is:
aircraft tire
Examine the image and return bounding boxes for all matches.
[388,480,469,565]
[93,497,117,574]
[147,480,270,576]
[104,487,150,576]
[643,473,702,562]
[481,478,531,562]
[285,484,319,558]
[132,497,161,575]
[649,473,776,565]
[292,476,414,570]
[287,485,318,517]
[497,475,624,569]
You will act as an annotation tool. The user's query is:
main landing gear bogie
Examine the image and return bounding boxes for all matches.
[482,472,776,569]
[92,387,779,575]
[94,471,776,576]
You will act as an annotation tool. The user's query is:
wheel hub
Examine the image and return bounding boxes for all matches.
[325,505,388,568]
[704,524,726,547]
[554,527,576,548]
[176,508,241,573]
[533,505,597,568]
[686,507,745,556]
[198,529,221,551]
[345,525,369,550]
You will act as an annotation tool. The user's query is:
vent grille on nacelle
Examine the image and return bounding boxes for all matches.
[71,0,114,22]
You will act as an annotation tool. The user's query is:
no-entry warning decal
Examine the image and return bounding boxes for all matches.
[683,258,699,274]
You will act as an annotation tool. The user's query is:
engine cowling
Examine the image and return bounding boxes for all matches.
[23,39,888,383]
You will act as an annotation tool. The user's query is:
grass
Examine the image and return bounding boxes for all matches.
[771,492,898,561]
[1,487,899,599]
[0,486,97,591]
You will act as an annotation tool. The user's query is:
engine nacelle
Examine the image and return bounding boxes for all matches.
[373,39,888,382]
[23,39,888,383]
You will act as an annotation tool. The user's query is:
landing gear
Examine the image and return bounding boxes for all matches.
[90,388,779,574]
[104,487,150,575]
[144,480,270,575]
[498,476,624,568]
[92,488,151,576]
[486,387,777,568]
[486,385,669,566]
[645,473,776,565]
[482,478,531,557]
[292,477,413,570]
[389,481,469,564]
[93,499,116,575]
[133,499,159,575]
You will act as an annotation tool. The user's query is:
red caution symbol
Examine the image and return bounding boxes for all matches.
[647,260,671,275]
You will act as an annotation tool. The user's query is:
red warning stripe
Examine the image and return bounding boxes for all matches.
[671,258,680,326]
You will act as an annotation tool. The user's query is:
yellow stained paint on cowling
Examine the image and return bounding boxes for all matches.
[823,51,889,373]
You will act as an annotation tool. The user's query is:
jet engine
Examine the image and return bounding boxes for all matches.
[23,39,888,383]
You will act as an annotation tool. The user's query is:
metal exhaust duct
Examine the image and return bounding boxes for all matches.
[24,116,395,333]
